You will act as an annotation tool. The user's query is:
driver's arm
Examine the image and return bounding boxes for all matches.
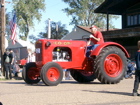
[90,34,100,42]
[87,40,91,46]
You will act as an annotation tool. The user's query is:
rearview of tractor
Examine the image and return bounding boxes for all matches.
[22,38,129,86]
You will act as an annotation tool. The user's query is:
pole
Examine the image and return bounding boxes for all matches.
[0,0,5,76]
[56,23,58,39]
[48,18,51,39]
[107,12,109,31]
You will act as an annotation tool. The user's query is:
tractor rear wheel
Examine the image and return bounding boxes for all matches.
[40,62,63,86]
[94,46,127,84]
[70,69,96,83]
[22,62,40,84]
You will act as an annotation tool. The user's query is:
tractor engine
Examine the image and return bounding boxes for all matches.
[52,47,71,61]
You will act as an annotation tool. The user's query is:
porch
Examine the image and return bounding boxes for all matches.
[102,27,140,59]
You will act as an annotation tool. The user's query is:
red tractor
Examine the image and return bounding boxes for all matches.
[22,39,129,86]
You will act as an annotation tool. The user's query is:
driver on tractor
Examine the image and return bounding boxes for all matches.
[86,25,104,57]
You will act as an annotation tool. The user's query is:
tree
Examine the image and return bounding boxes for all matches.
[29,21,69,43]
[12,0,46,40]
[62,0,118,28]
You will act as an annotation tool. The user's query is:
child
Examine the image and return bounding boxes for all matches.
[132,40,140,96]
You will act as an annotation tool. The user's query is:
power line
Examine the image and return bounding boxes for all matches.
[47,1,64,9]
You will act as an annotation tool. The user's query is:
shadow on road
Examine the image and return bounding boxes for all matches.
[82,90,132,96]
[61,80,102,84]
[0,80,103,86]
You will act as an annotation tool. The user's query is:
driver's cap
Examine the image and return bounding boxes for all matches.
[89,25,98,29]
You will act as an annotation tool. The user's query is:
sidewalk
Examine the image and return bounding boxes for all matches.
[0,75,5,79]
[0,70,5,79]
[0,71,22,80]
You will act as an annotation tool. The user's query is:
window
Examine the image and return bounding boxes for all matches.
[127,14,140,26]
[130,16,134,25]
[127,16,131,26]
[139,14,140,24]
[134,15,137,25]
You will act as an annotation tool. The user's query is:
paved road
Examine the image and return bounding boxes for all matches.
[0,77,140,105]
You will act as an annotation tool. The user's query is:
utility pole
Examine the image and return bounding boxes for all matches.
[56,23,58,39]
[48,18,51,39]
[0,0,5,76]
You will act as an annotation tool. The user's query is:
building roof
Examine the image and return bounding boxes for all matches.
[7,39,35,52]
[62,26,92,40]
[77,26,92,33]
[94,0,140,15]
[62,25,111,40]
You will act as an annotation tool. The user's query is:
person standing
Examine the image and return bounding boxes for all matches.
[9,49,17,77]
[3,49,12,79]
[86,25,104,57]
[132,40,140,96]
[27,49,32,63]
[31,52,36,62]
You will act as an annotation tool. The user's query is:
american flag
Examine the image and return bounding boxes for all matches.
[10,13,17,45]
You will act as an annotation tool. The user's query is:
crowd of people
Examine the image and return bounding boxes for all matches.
[3,49,17,79]
[2,48,36,79]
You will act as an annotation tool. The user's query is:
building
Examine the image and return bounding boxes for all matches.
[94,0,140,59]
[7,39,35,60]
[62,25,108,40]
[62,26,92,40]
[63,0,140,59]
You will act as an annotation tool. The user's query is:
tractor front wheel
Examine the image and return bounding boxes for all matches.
[22,62,40,84]
[70,69,96,83]
[40,62,63,86]
[94,46,127,84]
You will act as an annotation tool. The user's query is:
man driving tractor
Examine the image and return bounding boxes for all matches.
[86,25,104,57]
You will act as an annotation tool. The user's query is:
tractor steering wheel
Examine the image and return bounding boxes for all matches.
[82,35,90,41]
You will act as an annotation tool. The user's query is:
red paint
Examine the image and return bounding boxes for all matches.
[104,54,123,77]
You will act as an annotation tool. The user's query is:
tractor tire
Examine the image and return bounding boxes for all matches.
[94,46,127,84]
[22,62,40,84]
[70,69,96,83]
[40,62,63,86]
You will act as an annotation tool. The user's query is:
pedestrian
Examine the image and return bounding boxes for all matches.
[65,69,73,80]
[0,102,3,105]
[3,49,12,79]
[86,25,104,57]
[132,40,140,96]
[30,52,36,62]
[9,49,17,77]
[63,69,73,80]
[125,59,135,79]
[27,49,32,63]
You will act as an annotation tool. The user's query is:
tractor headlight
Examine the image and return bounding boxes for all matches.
[45,41,51,47]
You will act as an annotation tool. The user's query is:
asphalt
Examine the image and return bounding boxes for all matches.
[0,75,140,105]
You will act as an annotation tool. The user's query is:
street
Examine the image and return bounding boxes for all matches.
[0,77,140,105]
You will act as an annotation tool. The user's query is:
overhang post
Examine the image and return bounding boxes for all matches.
[107,12,109,31]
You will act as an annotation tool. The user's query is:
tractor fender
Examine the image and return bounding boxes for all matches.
[91,42,130,58]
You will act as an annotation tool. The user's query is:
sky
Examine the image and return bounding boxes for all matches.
[29,0,75,35]
[6,0,121,38]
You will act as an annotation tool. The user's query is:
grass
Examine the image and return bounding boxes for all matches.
[0,78,7,80]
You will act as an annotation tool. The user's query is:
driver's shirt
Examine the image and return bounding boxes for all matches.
[90,31,104,44]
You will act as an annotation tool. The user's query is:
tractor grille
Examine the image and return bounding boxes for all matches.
[36,43,42,61]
